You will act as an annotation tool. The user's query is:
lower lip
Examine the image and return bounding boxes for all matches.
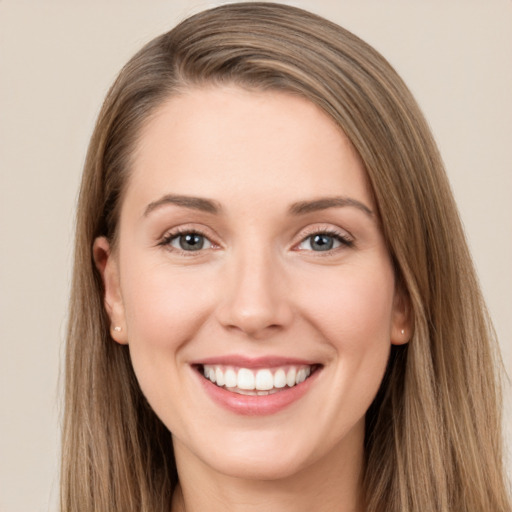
[195,367,321,416]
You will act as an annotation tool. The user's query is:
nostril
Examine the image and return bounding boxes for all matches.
[223,322,283,339]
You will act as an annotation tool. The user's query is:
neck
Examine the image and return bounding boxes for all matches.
[171,424,365,512]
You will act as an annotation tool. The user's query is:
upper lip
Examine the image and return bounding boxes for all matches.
[190,355,319,368]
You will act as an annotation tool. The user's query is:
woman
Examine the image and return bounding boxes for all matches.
[61,3,510,511]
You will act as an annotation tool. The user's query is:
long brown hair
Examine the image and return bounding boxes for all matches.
[62,3,510,511]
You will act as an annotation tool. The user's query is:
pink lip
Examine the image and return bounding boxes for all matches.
[191,354,317,369]
[193,364,322,416]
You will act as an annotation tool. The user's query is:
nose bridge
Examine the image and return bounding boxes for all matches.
[217,239,291,336]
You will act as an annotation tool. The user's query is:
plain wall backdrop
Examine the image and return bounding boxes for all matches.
[1,1,511,510]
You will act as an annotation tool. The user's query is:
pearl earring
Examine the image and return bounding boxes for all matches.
[113,326,122,332]
[401,329,405,335]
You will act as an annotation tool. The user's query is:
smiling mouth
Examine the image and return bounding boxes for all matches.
[197,364,320,396]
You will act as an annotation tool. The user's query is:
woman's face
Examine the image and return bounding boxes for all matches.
[96,86,408,481]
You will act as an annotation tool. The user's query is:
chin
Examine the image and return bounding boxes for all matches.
[177,421,350,483]
[203,448,312,481]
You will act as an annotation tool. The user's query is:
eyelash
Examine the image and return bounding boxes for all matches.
[296,227,354,253]
[158,227,216,256]
[158,226,354,256]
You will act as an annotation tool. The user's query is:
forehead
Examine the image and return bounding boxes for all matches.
[125,86,372,214]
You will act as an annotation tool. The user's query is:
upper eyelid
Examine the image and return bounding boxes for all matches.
[161,224,219,242]
[293,224,353,242]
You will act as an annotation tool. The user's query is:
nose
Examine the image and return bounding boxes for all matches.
[216,247,293,339]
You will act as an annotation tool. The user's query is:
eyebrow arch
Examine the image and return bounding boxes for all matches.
[288,196,374,217]
[144,194,222,216]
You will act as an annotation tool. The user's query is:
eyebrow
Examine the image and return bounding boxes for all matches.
[288,196,374,217]
[144,194,222,216]
[143,194,373,218]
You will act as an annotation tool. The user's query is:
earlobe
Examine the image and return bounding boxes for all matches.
[93,236,128,345]
[390,286,412,346]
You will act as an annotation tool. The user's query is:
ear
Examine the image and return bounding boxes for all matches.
[93,236,128,344]
[390,284,412,346]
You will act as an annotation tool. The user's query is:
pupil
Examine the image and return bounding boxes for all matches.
[180,234,203,251]
[312,234,333,251]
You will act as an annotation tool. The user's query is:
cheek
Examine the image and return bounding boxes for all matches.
[118,258,218,424]
[295,262,395,427]
[121,261,213,348]
[297,261,396,350]
[294,259,395,411]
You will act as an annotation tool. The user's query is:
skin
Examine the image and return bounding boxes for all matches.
[94,86,409,512]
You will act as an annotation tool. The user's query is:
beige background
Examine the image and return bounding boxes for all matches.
[0,1,511,510]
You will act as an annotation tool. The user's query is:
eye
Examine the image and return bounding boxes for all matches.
[297,231,353,252]
[164,231,213,252]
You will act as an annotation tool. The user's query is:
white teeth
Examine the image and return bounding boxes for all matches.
[202,364,315,393]
[215,367,225,386]
[274,369,286,388]
[224,368,237,388]
[286,367,296,387]
[255,369,273,390]
[237,368,255,390]
[236,388,256,396]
